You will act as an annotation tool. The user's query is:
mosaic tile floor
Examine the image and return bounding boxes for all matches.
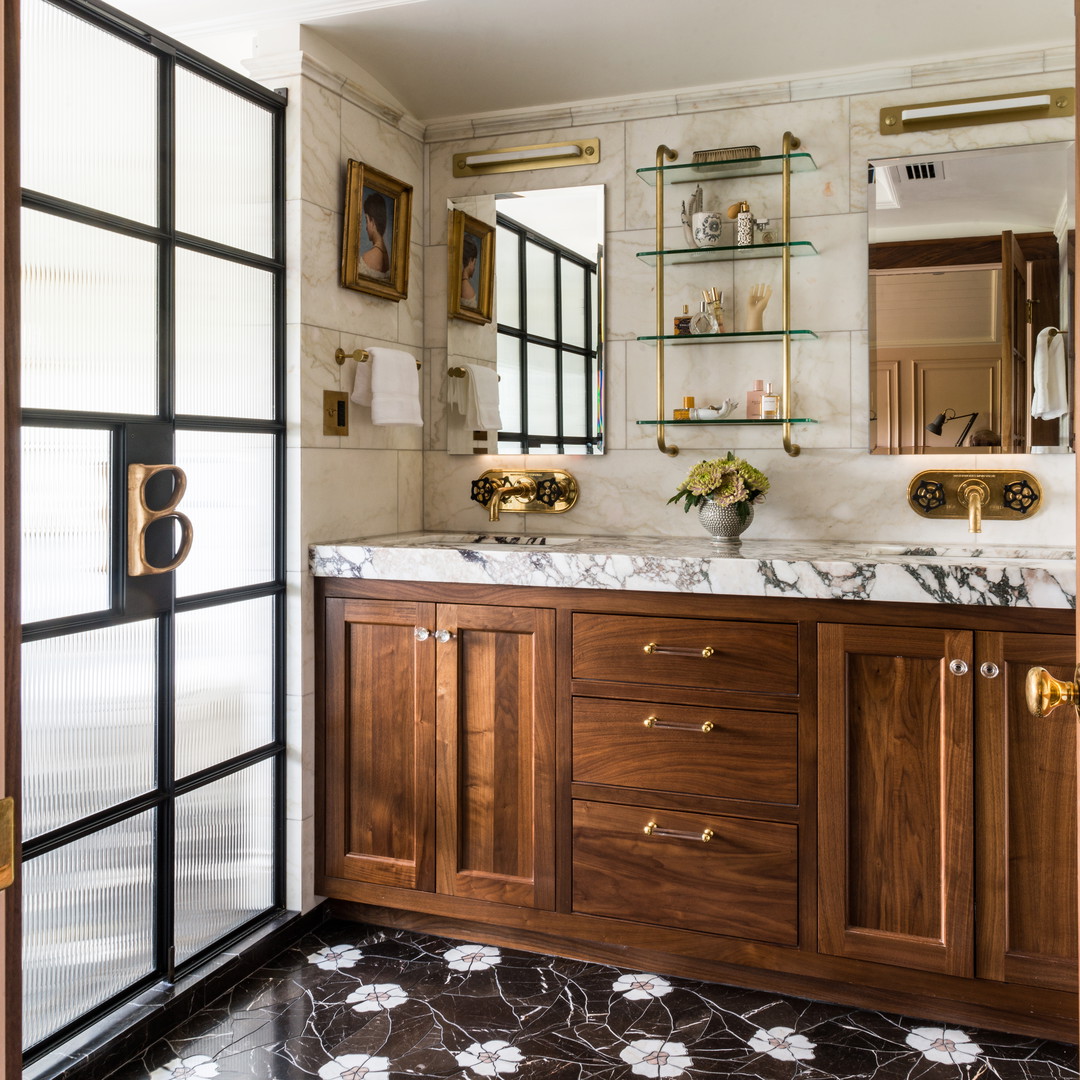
[109,918,1077,1080]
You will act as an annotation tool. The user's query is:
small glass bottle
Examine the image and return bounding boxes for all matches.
[673,395,695,421]
[746,379,766,420]
[761,382,780,419]
[673,304,691,335]
[689,301,718,335]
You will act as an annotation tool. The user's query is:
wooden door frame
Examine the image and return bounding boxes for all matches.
[1,0,20,1070]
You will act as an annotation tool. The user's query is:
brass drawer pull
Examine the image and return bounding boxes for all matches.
[643,715,715,733]
[643,819,714,843]
[643,642,715,658]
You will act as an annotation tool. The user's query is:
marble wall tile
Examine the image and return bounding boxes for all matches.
[285,813,320,913]
[849,329,870,449]
[284,687,314,822]
[285,570,315,718]
[426,346,449,452]
[602,339,627,453]
[398,450,426,533]
[299,74,342,213]
[423,452,528,534]
[299,322,344,449]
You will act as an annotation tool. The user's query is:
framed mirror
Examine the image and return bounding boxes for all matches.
[446,185,604,455]
[867,141,1074,454]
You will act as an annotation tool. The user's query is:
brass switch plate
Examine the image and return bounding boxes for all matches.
[324,391,349,436]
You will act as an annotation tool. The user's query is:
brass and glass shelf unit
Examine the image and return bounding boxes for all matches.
[637,136,818,456]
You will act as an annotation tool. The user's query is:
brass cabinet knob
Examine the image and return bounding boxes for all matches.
[1026,666,1080,718]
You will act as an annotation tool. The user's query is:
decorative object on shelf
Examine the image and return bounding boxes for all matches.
[691,211,724,248]
[674,395,695,420]
[746,379,774,419]
[447,209,495,324]
[704,287,725,331]
[673,305,692,335]
[689,302,718,335]
[680,185,703,247]
[728,201,754,246]
[692,144,761,164]
[668,452,770,544]
[755,218,778,244]
[340,159,413,302]
[745,283,772,332]
[694,399,739,419]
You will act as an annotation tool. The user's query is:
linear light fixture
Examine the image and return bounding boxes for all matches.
[453,138,600,177]
[880,87,1073,135]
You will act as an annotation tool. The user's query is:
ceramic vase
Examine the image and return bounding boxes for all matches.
[698,500,754,544]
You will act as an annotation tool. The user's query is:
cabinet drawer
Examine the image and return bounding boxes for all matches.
[572,799,798,945]
[573,698,797,804]
[572,613,798,694]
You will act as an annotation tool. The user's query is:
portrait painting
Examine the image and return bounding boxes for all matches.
[447,209,494,324]
[341,160,412,301]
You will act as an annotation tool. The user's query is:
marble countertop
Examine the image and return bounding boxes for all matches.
[310,532,1076,608]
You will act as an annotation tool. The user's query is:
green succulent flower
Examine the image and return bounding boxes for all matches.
[667,451,770,522]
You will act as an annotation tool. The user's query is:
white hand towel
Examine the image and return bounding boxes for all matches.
[463,363,502,431]
[1032,327,1069,421]
[350,357,372,406]
[446,367,469,416]
[367,347,423,426]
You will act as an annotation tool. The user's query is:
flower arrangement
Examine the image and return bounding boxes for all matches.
[668,452,770,524]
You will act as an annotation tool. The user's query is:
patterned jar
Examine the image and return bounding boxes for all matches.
[697,500,754,544]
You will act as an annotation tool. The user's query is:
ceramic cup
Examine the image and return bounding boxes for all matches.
[692,211,724,248]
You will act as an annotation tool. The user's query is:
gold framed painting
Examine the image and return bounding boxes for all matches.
[341,160,412,301]
[447,208,495,324]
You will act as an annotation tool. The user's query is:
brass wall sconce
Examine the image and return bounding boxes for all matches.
[453,138,600,177]
[470,468,578,522]
[880,88,1074,135]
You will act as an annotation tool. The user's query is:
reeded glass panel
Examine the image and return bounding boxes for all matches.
[175,68,273,258]
[22,621,155,839]
[527,344,558,436]
[23,812,155,1048]
[174,431,275,597]
[561,354,587,439]
[561,262,586,347]
[21,427,110,624]
[21,0,157,223]
[496,225,519,328]
[175,597,274,778]
[175,250,274,420]
[525,244,556,339]
[175,759,274,963]
[22,209,157,414]
[496,335,522,434]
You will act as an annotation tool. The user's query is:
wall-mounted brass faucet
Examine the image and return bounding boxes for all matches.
[907,470,1041,533]
[471,469,579,522]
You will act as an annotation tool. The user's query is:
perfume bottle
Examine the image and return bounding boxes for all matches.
[761,382,780,419]
[746,379,766,419]
[689,301,718,335]
[728,200,754,246]
[673,304,691,335]
[703,287,725,332]
[673,395,695,421]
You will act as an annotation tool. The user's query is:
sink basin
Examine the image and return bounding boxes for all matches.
[381,532,584,549]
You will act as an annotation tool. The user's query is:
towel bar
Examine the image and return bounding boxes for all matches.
[448,366,500,380]
[335,347,420,369]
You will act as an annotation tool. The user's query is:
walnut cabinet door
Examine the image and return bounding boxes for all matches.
[321,597,555,910]
[818,623,1077,989]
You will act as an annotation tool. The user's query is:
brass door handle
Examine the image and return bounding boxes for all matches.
[1026,665,1080,718]
[0,797,13,890]
[643,642,715,658]
[643,715,715,733]
[128,463,194,576]
[643,820,714,843]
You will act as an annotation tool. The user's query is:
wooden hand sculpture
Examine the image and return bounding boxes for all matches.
[745,283,772,332]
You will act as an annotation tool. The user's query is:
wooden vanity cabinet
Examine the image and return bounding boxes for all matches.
[818,623,1077,993]
[318,580,1077,1041]
[319,592,555,910]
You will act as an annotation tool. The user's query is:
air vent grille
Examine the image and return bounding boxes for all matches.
[904,161,942,180]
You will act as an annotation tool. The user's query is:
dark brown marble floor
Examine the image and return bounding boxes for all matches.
[105,919,1077,1080]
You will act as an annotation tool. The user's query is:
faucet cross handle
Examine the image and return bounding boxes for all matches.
[535,478,565,507]
[470,476,498,508]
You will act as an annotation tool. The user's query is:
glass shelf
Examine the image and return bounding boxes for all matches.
[637,329,819,343]
[636,241,818,266]
[636,417,819,426]
[636,152,817,186]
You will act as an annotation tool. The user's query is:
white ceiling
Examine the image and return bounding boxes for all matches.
[118,0,1073,122]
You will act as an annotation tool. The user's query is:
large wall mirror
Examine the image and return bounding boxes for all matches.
[446,185,604,455]
[868,141,1074,454]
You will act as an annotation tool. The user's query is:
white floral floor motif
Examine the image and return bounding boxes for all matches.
[116,920,1076,1080]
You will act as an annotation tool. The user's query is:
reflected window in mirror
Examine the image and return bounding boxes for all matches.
[867,142,1074,455]
[447,185,604,455]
